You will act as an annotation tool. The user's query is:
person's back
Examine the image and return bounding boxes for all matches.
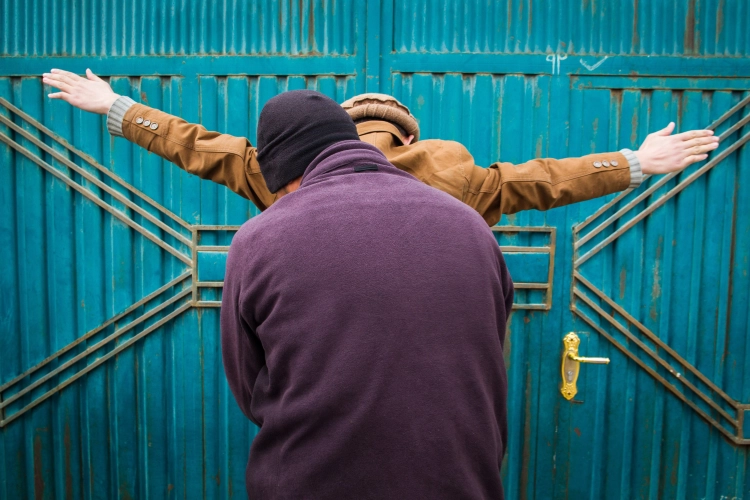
[222,137,514,499]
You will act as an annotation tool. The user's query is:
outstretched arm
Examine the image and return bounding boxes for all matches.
[456,123,719,224]
[43,69,276,210]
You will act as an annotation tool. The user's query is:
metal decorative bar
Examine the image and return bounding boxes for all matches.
[572,287,736,424]
[0,271,192,394]
[0,114,192,248]
[0,288,193,413]
[571,304,744,444]
[0,302,193,428]
[576,130,750,267]
[574,271,736,407]
[0,131,193,266]
[574,94,750,252]
[0,96,192,231]
[571,94,750,444]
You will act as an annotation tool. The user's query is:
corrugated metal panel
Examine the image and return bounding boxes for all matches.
[0,74,357,499]
[2,1,750,499]
[393,73,750,498]
[0,0,357,56]
[394,0,750,56]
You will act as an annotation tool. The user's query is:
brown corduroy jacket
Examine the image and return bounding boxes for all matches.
[119,103,632,226]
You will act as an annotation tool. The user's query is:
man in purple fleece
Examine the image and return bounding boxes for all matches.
[221,90,514,499]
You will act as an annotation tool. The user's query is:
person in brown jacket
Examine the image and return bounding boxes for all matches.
[42,69,719,225]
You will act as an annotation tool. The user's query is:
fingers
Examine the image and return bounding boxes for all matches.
[682,153,709,167]
[86,68,104,82]
[654,122,675,136]
[42,75,73,93]
[50,68,82,81]
[47,92,70,102]
[673,129,715,141]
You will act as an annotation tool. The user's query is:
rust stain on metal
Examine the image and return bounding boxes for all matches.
[685,0,696,54]
[64,419,73,499]
[632,0,640,50]
[631,109,638,145]
[34,434,45,500]
[619,267,627,299]
[140,91,148,104]
[519,373,532,497]
[573,427,581,437]
[119,482,134,500]
[651,236,663,300]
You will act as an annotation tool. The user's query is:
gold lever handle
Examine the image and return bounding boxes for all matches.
[560,332,609,400]
[567,353,610,364]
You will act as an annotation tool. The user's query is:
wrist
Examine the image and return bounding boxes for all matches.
[101,94,121,114]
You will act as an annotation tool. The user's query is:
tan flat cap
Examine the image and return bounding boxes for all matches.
[341,93,420,142]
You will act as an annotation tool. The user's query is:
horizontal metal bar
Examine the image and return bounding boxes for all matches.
[575,130,750,267]
[0,289,192,411]
[0,271,192,393]
[0,55,359,77]
[0,302,193,428]
[0,97,193,231]
[194,301,223,308]
[571,304,741,444]
[573,76,750,91]
[492,226,554,233]
[511,304,550,311]
[0,132,193,266]
[573,287,736,423]
[196,246,231,252]
[0,113,192,248]
[196,281,224,288]
[574,272,737,407]
[512,282,549,290]
[386,53,750,77]
[500,246,551,253]
[194,225,242,231]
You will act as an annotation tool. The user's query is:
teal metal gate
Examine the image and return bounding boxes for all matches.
[2,1,749,498]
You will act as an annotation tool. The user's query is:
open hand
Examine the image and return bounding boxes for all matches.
[635,122,720,175]
[43,69,120,115]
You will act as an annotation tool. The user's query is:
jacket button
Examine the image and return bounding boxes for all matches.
[150,123,158,130]
[611,160,619,167]
[602,160,610,167]
[593,161,602,168]
[135,117,144,124]
[143,119,151,126]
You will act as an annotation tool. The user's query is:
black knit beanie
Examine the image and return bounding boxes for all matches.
[256,90,360,193]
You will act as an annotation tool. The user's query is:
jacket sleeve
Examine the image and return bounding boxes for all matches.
[452,143,632,226]
[118,102,276,211]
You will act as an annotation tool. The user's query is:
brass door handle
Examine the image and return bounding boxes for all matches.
[560,332,610,400]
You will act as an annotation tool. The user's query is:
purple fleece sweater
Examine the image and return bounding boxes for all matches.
[221,140,514,499]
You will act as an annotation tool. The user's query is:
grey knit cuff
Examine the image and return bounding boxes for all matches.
[620,148,643,189]
[106,96,137,137]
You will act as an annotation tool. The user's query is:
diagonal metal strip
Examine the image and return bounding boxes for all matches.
[0,96,192,231]
[574,271,737,407]
[571,303,744,444]
[0,287,193,412]
[0,131,193,266]
[572,285,736,424]
[0,271,192,394]
[576,129,750,267]
[0,113,192,248]
[0,301,193,428]
[575,93,750,249]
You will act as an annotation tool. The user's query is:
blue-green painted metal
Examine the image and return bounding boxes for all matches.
[2,1,750,499]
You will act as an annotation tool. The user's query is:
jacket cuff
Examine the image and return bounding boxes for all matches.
[106,96,137,137]
[620,148,643,188]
